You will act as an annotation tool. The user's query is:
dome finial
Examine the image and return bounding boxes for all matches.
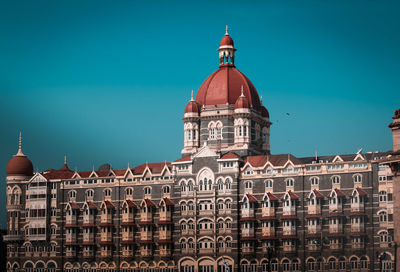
[240,85,245,97]
[64,155,67,165]
[260,95,263,103]
[226,25,229,35]
[16,132,24,156]
[191,89,194,101]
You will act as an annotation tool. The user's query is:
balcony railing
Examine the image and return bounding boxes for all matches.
[198,248,214,255]
[100,233,112,243]
[241,228,255,237]
[351,204,365,213]
[159,212,172,221]
[308,206,321,215]
[241,209,255,218]
[100,214,113,224]
[140,231,153,241]
[329,225,343,234]
[283,227,296,236]
[160,248,172,257]
[262,208,275,217]
[307,225,321,234]
[261,228,275,237]
[3,234,23,241]
[283,245,296,252]
[141,248,152,257]
[159,231,172,240]
[350,224,365,233]
[141,213,153,222]
[283,206,296,216]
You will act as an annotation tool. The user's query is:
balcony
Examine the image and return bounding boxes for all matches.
[66,216,78,226]
[160,247,172,257]
[329,242,343,250]
[122,246,134,257]
[241,209,255,218]
[100,233,113,244]
[329,225,343,234]
[122,213,135,223]
[262,227,275,237]
[262,207,275,217]
[199,210,214,217]
[66,248,77,257]
[351,203,365,213]
[199,229,214,236]
[199,248,214,255]
[350,224,365,233]
[66,233,78,244]
[307,225,321,234]
[308,205,321,215]
[83,233,95,244]
[283,227,296,236]
[140,247,152,257]
[182,248,195,255]
[283,206,296,216]
[100,248,112,257]
[352,242,365,249]
[83,216,96,226]
[3,233,23,241]
[307,243,320,251]
[100,214,113,225]
[159,212,172,222]
[283,244,296,252]
[241,228,255,238]
[122,231,135,242]
[159,231,172,240]
[329,205,342,213]
[141,212,153,222]
[140,231,153,241]
[83,248,95,257]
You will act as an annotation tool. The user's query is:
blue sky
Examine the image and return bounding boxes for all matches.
[0,0,399,226]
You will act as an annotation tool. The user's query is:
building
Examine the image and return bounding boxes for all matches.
[4,29,398,272]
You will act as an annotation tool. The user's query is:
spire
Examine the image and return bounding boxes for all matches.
[16,132,24,156]
[225,25,229,35]
[191,90,194,101]
[64,155,67,165]
[240,85,245,97]
[260,95,263,104]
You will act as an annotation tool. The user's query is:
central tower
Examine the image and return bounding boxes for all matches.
[182,28,271,157]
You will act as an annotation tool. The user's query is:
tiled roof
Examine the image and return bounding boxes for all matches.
[162,198,174,206]
[332,188,346,197]
[133,162,172,175]
[245,193,258,202]
[266,192,278,201]
[244,154,301,167]
[43,168,75,180]
[221,152,240,159]
[312,189,324,199]
[355,187,367,196]
[143,199,156,207]
[69,202,80,210]
[281,190,299,200]
[104,200,115,209]
[87,202,98,210]
[126,200,138,208]
[174,156,191,162]
[113,169,128,176]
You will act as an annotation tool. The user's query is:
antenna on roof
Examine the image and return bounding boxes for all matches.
[315,151,318,161]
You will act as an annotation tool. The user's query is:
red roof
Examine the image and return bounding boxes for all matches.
[184,100,200,114]
[82,223,96,227]
[7,154,34,177]
[162,198,174,206]
[158,220,174,225]
[121,240,136,245]
[305,214,322,219]
[104,200,115,209]
[282,235,298,239]
[266,192,278,201]
[327,212,345,217]
[260,216,278,221]
[69,202,80,210]
[239,217,257,222]
[65,224,79,228]
[99,223,114,227]
[350,211,367,216]
[245,193,258,202]
[244,154,300,167]
[261,236,278,240]
[99,241,114,245]
[78,171,91,178]
[113,169,128,176]
[261,106,269,118]
[96,170,112,177]
[139,221,155,226]
[126,200,138,208]
[43,166,74,180]
[143,199,156,207]
[158,239,174,243]
[312,189,325,199]
[281,190,299,200]
[195,65,262,111]
[350,232,368,236]
[121,222,136,226]
[235,94,250,109]
[306,233,322,238]
[174,156,191,163]
[330,189,346,197]
[281,215,298,220]
[139,240,154,244]
[328,233,345,237]
[220,34,234,46]
[87,202,98,210]
[133,162,172,175]
[240,237,257,241]
[82,241,96,246]
[355,187,367,196]
[221,152,240,160]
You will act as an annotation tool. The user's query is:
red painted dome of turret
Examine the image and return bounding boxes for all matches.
[220,34,234,46]
[7,155,33,177]
[261,106,269,118]
[235,93,250,109]
[195,66,262,111]
[184,100,200,114]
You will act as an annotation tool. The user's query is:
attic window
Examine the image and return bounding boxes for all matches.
[328,164,344,170]
[283,168,298,174]
[244,169,253,175]
[222,162,233,168]
[349,163,368,169]
[306,166,321,172]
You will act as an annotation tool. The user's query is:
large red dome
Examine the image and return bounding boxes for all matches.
[195,65,262,111]
[7,155,33,177]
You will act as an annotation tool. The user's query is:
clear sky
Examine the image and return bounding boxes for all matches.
[0,0,399,227]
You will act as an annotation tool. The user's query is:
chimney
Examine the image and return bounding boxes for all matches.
[389,109,400,153]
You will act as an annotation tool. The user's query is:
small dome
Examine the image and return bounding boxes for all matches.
[220,34,234,47]
[184,100,200,114]
[7,155,33,177]
[235,94,250,109]
[261,106,269,118]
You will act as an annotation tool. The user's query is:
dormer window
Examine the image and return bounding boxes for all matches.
[331,176,341,185]
[144,187,151,195]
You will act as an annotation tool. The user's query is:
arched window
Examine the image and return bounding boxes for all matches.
[265,179,273,188]
[163,186,170,194]
[217,200,224,210]
[353,174,362,183]
[307,258,316,271]
[125,188,133,196]
[292,259,300,271]
[68,190,76,199]
[286,179,294,187]
[180,202,187,212]
[217,179,223,191]
[144,187,151,195]
[328,258,336,270]
[379,191,387,202]
[225,200,232,209]
[86,189,94,199]
[310,177,319,186]
[360,256,368,269]
[225,219,232,229]
[225,179,231,190]
[187,181,194,192]
[188,238,194,249]
[282,260,290,272]
[104,189,112,197]
[379,211,388,222]
[245,181,252,189]
[181,181,186,192]
[338,257,346,270]
[331,176,341,184]
[380,231,388,243]
[350,257,358,270]
[188,201,194,211]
